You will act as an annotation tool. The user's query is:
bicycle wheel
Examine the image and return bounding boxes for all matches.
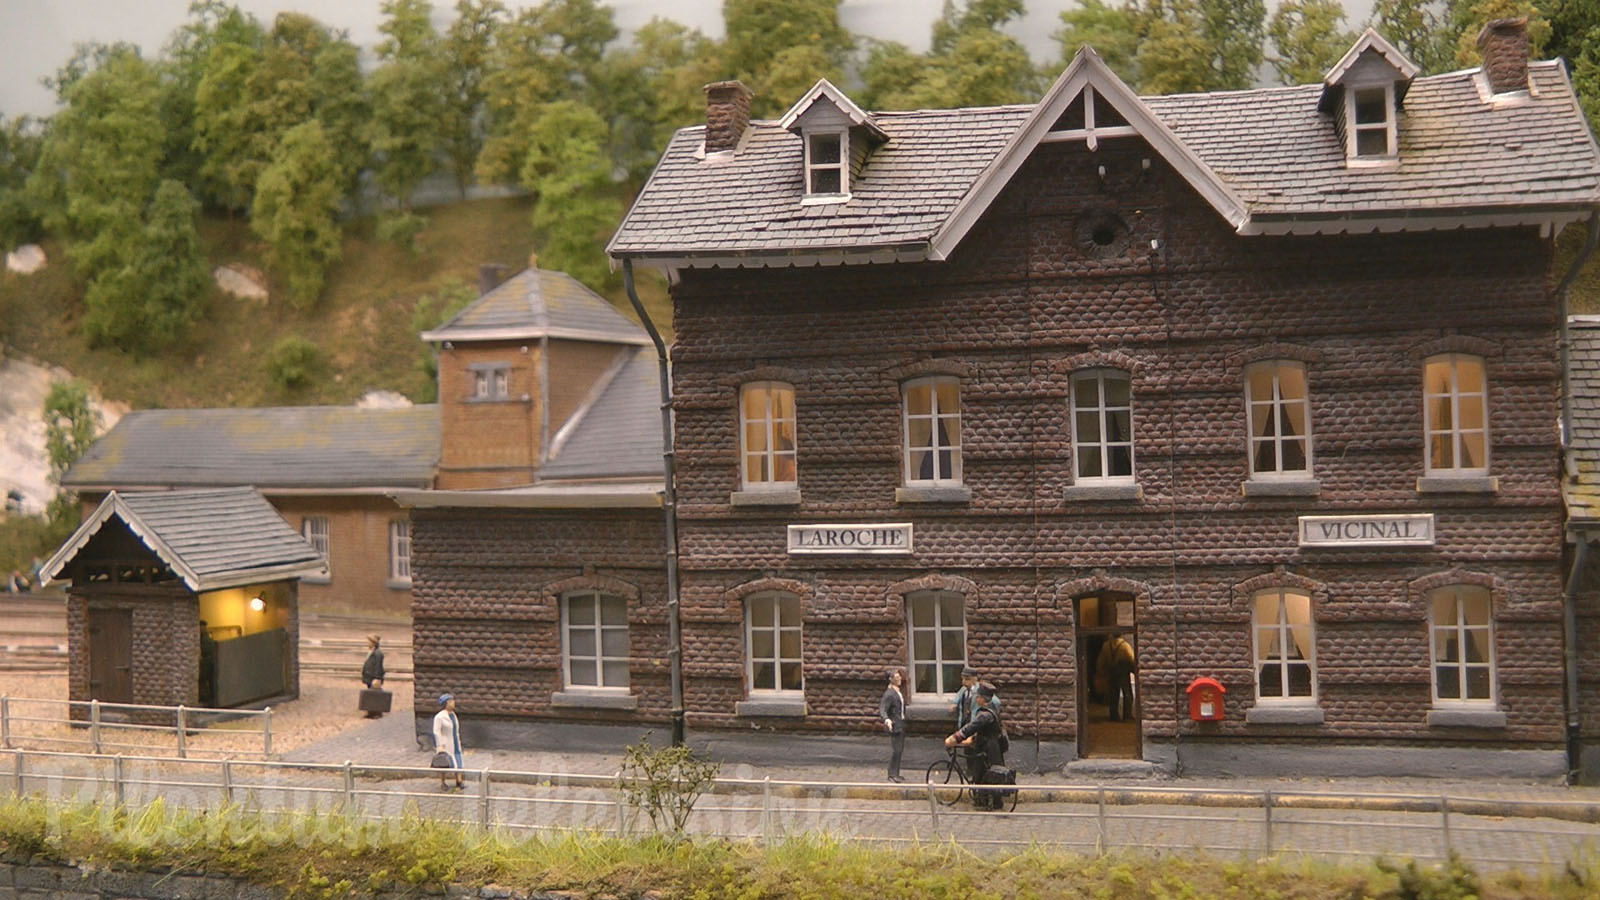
[1004,781,1019,812]
[924,758,965,806]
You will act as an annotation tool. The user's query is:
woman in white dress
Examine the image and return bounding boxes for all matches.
[432,693,464,791]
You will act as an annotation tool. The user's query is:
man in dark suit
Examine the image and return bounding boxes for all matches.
[879,668,907,782]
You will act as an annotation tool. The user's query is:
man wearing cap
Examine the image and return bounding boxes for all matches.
[944,683,1007,809]
[951,667,1002,730]
[432,693,464,791]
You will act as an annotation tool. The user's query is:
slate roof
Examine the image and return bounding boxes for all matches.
[420,267,649,345]
[1566,317,1600,527]
[42,487,326,592]
[539,347,664,481]
[62,406,440,491]
[610,58,1600,261]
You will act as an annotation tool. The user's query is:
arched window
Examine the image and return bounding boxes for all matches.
[903,377,962,485]
[1252,588,1315,702]
[1429,585,1495,704]
[1245,361,1311,477]
[906,589,965,697]
[745,591,803,694]
[740,382,797,488]
[1423,354,1488,475]
[561,591,629,690]
[1070,370,1133,482]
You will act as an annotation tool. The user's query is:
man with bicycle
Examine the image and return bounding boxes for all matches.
[943,682,1009,810]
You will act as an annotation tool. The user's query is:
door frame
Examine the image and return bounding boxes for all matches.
[87,608,134,705]
[1073,593,1141,759]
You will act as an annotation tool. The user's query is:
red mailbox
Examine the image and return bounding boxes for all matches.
[1186,677,1226,721]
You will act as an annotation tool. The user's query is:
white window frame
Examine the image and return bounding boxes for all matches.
[301,515,329,566]
[1070,369,1135,484]
[906,589,966,699]
[1423,353,1490,476]
[1251,588,1317,705]
[902,377,962,486]
[804,130,848,198]
[745,591,803,696]
[1245,361,1313,478]
[388,519,411,585]
[560,591,630,692]
[470,363,510,401]
[739,382,798,490]
[1345,83,1396,161]
[1428,585,1496,706]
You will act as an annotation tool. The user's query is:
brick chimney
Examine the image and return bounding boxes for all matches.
[1477,17,1530,94]
[704,81,754,153]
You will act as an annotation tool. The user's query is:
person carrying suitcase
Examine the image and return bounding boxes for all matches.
[360,634,388,718]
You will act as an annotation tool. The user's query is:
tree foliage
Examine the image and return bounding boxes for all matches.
[82,180,210,354]
[518,101,622,289]
[43,380,101,484]
[1055,0,1144,84]
[369,0,446,208]
[862,0,1039,109]
[1447,0,1550,67]
[440,0,506,193]
[724,0,853,116]
[1370,0,1453,73]
[0,116,44,248]
[252,121,344,309]
[1268,0,1356,85]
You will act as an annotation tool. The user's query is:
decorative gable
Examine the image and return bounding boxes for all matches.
[1319,29,1420,166]
[778,79,889,202]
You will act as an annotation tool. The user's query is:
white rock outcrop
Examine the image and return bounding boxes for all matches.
[213,263,269,301]
[357,390,413,409]
[5,244,46,274]
[0,355,125,516]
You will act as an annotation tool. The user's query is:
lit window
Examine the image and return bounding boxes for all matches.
[903,378,961,485]
[1246,362,1311,476]
[907,589,965,697]
[740,383,797,488]
[301,516,329,570]
[562,591,629,689]
[1429,585,1495,704]
[1071,371,1133,482]
[1253,589,1316,702]
[746,591,803,694]
[1347,85,1395,159]
[471,364,510,400]
[1423,354,1488,475]
[805,131,847,196]
[388,520,411,584]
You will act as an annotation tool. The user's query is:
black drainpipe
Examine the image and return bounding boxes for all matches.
[623,259,686,747]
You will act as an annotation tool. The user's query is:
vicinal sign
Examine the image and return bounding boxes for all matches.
[1298,514,1435,547]
[788,523,913,555]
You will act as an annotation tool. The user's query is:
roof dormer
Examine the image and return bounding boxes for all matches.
[778,79,888,204]
[1319,29,1420,167]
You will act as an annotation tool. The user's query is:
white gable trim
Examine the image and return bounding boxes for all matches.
[777,79,887,140]
[41,492,205,591]
[1324,28,1421,85]
[928,47,1249,260]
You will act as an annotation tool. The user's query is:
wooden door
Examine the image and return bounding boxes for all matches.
[87,609,133,704]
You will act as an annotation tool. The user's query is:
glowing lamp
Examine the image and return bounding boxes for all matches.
[249,596,265,612]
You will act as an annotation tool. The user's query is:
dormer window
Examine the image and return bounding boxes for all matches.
[1348,85,1395,158]
[806,131,847,196]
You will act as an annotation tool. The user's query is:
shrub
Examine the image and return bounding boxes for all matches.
[617,733,720,839]
[266,335,322,391]
[375,211,428,256]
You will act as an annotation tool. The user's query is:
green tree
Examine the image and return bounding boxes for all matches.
[1202,0,1268,88]
[1269,0,1357,84]
[1541,0,1600,63]
[1447,0,1549,66]
[860,41,938,109]
[162,2,264,189]
[82,180,210,354]
[43,380,101,485]
[755,43,845,112]
[369,0,446,208]
[309,32,371,198]
[598,17,726,182]
[1370,0,1452,72]
[1055,0,1144,84]
[1572,24,1600,126]
[192,37,266,210]
[1137,0,1216,93]
[861,0,1039,110]
[0,115,44,248]
[723,0,854,116]
[440,0,506,192]
[518,101,622,289]
[252,120,344,309]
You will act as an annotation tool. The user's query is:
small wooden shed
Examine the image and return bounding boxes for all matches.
[42,487,326,714]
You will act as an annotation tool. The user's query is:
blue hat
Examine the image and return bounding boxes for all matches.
[438,693,453,707]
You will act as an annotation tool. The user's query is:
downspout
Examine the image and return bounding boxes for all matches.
[1557,211,1600,781]
[623,259,686,747]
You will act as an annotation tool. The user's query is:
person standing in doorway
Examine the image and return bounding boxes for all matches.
[433,693,464,791]
[361,634,385,718]
[1099,631,1136,722]
[879,668,906,782]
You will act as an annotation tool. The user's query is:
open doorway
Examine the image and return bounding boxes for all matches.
[1075,593,1140,759]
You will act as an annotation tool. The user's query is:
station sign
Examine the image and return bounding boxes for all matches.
[1298,513,1435,547]
[787,523,914,555]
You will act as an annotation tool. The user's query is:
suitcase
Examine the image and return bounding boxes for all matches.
[359,688,392,713]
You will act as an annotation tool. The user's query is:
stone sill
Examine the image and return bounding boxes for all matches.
[301,574,331,585]
[1245,705,1325,725]
[1426,707,1506,729]
[385,580,412,591]
[905,701,954,721]
[735,698,807,717]
[1417,476,1499,494]
[730,488,801,507]
[551,690,638,711]
[463,397,526,405]
[1241,478,1321,498]
[895,485,971,504]
[1063,482,1142,502]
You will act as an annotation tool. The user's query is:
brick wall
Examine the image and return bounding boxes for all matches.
[664,136,1565,752]
[276,496,411,617]
[546,340,635,439]
[437,341,541,487]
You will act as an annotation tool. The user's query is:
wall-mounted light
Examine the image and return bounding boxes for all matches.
[249,596,265,612]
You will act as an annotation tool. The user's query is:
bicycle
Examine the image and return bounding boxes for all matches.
[924,744,1018,811]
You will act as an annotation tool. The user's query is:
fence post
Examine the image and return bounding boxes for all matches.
[1097,788,1108,855]
[1262,791,1274,855]
[478,769,491,829]
[262,708,273,758]
[1440,794,1452,857]
[343,760,355,811]
[112,754,125,807]
[1,695,9,748]
[175,706,187,760]
[221,759,234,805]
[90,699,101,754]
[11,749,21,796]
[613,771,627,837]
[926,780,939,832]
[761,776,773,846]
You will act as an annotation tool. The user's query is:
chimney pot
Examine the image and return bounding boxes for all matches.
[704,80,754,154]
[477,263,509,296]
[1477,17,1530,94]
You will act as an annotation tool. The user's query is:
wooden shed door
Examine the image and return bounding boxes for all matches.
[88,610,134,704]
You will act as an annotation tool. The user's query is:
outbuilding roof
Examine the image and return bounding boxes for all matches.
[610,47,1600,266]
[419,267,649,345]
[1566,316,1600,528]
[61,405,440,492]
[42,487,326,592]
[539,347,664,481]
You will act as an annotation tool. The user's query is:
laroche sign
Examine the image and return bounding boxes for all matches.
[1298,514,1436,547]
[788,523,913,555]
